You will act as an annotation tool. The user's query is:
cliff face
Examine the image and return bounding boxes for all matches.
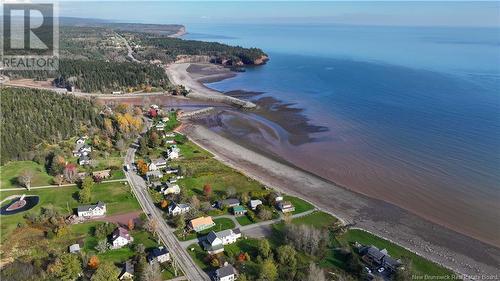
[253,55,269,65]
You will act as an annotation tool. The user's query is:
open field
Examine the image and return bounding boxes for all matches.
[0,181,140,242]
[0,161,53,189]
[172,141,267,197]
[333,229,455,277]
[291,210,337,229]
[284,195,314,215]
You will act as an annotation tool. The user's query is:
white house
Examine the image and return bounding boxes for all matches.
[202,231,224,254]
[147,246,170,264]
[277,201,295,213]
[162,183,180,195]
[215,264,237,281]
[167,202,190,216]
[202,229,241,254]
[155,123,165,131]
[69,244,80,253]
[149,157,167,171]
[167,145,180,160]
[249,199,263,210]
[118,261,134,280]
[111,227,133,249]
[76,138,85,145]
[217,228,241,245]
[77,201,106,217]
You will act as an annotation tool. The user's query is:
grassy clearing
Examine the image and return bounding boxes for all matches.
[171,141,267,197]
[0,161,53,189]
[334,229,454,277]
[284,195,314,214]
[292,211,337,229]
[0,181,140,242]
[175,217,236,241]
[236,215,255,226]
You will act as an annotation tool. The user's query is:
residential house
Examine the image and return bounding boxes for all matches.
[149,157,167,171]
[215,263,237,281]
[148,246,170,264]
[217,228,241,245]
[162,117,170,122]
[162,183,180,195]
[78,155,91,166]
[167,202,190,216]
[167,145,180,160]
[155,122,165,131]
[232,206,247,216]
[77,201,106,218]
[150,181,162,189]
[165,167,179,174]
[202,231,224,254]
[189,216,216,232]
[202,229,242,254]
[165,140,176,144]
[277,201,295,213]
[249,199,263,210]
[69,244,80,253]
[216,198,240,209]
[359,245,402,272]
[92,169,111,179]
[275,195,284,202]
[146,170,163,181]
[163,132,175,138]
[111,227,133,249]
[76,138,85,145]
[118,261,134,280]
[73,144,92,157]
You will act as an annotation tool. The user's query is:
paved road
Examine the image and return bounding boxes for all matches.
[124,134,210,281]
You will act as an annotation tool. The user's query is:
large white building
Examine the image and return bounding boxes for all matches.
[77,201,106,218]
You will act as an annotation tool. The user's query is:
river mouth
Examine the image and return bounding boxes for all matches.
[0,196,40,215]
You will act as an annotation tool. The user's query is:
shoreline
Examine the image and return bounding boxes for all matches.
[168,62,500,276]
[179,123,500,277]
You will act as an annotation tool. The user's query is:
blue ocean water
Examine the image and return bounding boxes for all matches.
[185,24,500,244]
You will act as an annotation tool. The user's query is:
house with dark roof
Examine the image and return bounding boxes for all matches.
[118,260,134,280]
[78,155,91,166]
[148,246,170,264]
[77,201,106,218]
[215,263,237,281]
[216,198,240,209]
[202,231,224,254]
[360,245,402,272]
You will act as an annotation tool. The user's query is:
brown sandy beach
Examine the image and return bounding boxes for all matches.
[166,62,500,277]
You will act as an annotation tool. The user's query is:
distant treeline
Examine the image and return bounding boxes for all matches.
[133,35,267,65]
[0,88,103,163]
[3,59,170,93]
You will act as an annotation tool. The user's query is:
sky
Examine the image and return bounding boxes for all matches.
[52,1,500,27]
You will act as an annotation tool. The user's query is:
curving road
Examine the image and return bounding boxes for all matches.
[124,125,210,281]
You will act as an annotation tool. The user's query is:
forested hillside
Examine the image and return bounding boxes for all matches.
[5,59,170,93]
[128,33,268,65]
[0,88,103,163]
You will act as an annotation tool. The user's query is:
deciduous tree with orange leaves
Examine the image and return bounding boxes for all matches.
[128,219,135,231]
[88,255,100,270]
[160,199,169,209]
[136,159,149,176]
[203,183,212,198]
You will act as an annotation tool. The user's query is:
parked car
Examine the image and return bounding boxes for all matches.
[377,267,385,273]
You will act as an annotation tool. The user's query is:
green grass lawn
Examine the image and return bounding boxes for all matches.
[236,215,255,226]
[0,181,140,242]
[0,161,53,189]
[284,196,314,214]
[176,217,236,241]
[170,140,267,198]
[334,229,454,277]
[187,243,211,270]
[292,211,337,229]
